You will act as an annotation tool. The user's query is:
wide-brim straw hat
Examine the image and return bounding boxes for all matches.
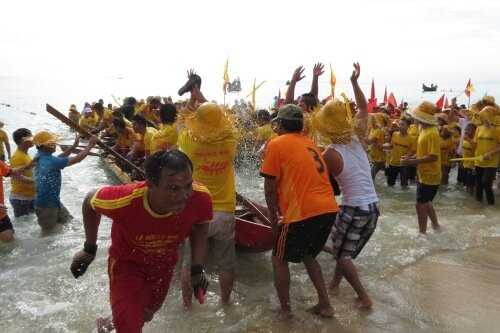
[310,96,356,145]
[436,112,449,124]
[181,102,236,143]
[410,101,437,125]
[372,112,391,128]
[32,130,64,147]
[69,104,78,113]
[479,106,498,126]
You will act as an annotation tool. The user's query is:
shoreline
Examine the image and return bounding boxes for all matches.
[368,236,500,332]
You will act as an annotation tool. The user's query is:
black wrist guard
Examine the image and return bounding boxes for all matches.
[191,264,204,276]
[83,242,98,256]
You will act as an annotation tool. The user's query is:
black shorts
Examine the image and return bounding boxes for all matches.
[0,214,14,233]
[273,213,336,263]
[416,183,439,203]
[464,168,475,187]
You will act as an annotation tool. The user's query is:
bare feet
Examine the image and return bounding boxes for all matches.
[276,309,293,320]
[96,316,114,333]
[354,296,373,309]
[432,223,441,232]
[305,304,334,318]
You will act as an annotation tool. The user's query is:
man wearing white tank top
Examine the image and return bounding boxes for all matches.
[312,63,379,309]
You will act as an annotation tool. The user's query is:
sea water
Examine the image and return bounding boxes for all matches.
[0,75,499,332]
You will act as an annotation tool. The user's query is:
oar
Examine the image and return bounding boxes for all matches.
[450,155,483,162]
[46,104,145,176]
[236,192,271,226]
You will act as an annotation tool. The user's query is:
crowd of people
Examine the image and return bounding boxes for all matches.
[0,63,499,332]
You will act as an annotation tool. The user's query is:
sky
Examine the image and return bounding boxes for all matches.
[1,0,500,89]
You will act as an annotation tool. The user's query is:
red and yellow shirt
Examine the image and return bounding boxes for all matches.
[91,181,212,266]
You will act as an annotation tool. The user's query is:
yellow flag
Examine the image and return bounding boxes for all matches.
[246,79,266,112]
[330,63,336,99]
[223,57,229,95]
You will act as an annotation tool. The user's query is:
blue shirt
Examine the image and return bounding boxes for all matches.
[34,150,69,208]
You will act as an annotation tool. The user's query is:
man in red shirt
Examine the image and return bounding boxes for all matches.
[70,150,212,333]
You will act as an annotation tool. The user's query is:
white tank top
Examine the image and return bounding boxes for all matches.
[328,136,378,207]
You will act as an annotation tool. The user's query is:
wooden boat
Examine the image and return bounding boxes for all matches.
[422,83,438,92]
[46,103,274,252]
[102,155,275,252]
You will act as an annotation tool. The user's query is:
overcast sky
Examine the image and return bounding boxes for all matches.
[1,0,499,87]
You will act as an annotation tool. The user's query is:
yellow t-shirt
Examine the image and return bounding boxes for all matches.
[99,108,114,127]
[136,104,159,124]
[368,127,386,163]
[178,129,237,212]
[389,132,416,166]
[79,113,99,131]
[416,126,442,185]
[0,129,8,156]
[141,127,158,155]
[408,124,420,139]
[9,149,36,198]
[474,126,500,168]
[440,137,455,166]
[255,124,277,142]
[150,123,178,154]
[115,127,138,151]
[461,139,475,169]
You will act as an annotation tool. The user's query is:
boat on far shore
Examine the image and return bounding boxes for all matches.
[422,83,438,92]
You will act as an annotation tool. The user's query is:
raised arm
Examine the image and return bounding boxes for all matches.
[66,135,99,166]
[284,66,305,104]
[351,62,368,133]
[309,62,325,100]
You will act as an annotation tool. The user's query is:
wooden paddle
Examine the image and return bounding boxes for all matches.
[46,104,145,176]
[450,155,483,162]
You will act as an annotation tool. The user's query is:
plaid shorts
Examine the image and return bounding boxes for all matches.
[331,203,379,259]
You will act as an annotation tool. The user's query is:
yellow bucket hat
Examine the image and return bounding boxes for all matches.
[32,130,64,147]
[310,97,355,144]
[181,102,236,143]
[479,106,498,126]
[410,101,437,125]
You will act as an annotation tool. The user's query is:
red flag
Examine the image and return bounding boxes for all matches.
[383,86,387,104]
[370,78,375,102]
[278,89,285,107]
[464,79,474,97]
[444,97,449,109]
[388,93,397,108]
[436,94,445,110]
[368,98,377,113]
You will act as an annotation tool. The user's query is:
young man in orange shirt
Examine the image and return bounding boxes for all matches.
[260,104,338,319]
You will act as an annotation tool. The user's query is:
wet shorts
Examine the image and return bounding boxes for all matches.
[9,199,35,218]
[331,203,379,260]
[274,213,336,263]
[34,205,73,231]
[0,214,14,233]
[109,257,175,333]
[183,211,235,271]
[416,183,439,203]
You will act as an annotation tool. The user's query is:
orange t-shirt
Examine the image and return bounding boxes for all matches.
[260,133,338,224]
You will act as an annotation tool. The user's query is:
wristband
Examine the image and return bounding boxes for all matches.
[191,264,204,275]
[83,242,98,255]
